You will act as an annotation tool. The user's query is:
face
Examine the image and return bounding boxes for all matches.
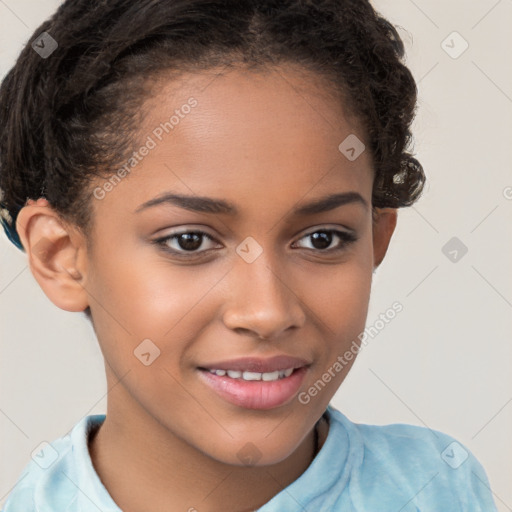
[20,64,396,466]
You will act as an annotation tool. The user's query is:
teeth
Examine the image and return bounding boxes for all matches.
[283,368,294,377]
[208,367,295,381]
[262,371,280,381]
[242,371,261,381]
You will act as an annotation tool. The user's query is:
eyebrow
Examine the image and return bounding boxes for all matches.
[134,191,369,216]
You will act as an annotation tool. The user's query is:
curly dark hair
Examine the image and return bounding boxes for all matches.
[0,0,425,256]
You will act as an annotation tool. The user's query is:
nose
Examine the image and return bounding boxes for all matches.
[222,253,306,340]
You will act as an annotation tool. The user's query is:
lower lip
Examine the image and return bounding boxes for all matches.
[197,367,308,410]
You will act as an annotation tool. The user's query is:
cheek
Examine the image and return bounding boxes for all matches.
[297,258,372,408]
[86,243,227,369]
[88,240,209,332]
[310,241,373,333]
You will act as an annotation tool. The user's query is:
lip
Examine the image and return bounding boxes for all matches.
[197,366,309,410]
[197,355,311,373]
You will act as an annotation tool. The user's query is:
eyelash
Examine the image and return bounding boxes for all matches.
[152,228,358,259]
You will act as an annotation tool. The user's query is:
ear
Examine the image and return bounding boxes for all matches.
[372,207,398,270]
[15,198,90,312]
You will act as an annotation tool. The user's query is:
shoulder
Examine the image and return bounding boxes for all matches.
[325,405,498,511]
[2,433,76,512]
[2,415,105,512]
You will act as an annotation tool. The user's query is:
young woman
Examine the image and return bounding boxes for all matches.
[0,1,498,510]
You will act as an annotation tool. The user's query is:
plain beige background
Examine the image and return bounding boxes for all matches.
[1,0,511,510]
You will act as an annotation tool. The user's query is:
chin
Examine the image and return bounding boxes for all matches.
[203,432,306,468]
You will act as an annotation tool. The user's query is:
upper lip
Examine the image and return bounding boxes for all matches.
[198,355,311,373]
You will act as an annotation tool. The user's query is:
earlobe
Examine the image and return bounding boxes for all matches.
[16,199,90,312]
[372,208,398,270]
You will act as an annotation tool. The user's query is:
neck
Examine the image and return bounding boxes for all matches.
[88,409,328,512]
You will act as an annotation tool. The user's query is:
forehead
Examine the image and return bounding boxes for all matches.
[91,64,374,219]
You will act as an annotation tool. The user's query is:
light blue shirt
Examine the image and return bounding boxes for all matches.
[2,405,498,511]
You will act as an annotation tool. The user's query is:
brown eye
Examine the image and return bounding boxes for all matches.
[294,229,358,252]
[154,230,221,257]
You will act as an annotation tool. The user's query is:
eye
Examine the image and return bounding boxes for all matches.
[153,230,221,257]
[293,229,358,253]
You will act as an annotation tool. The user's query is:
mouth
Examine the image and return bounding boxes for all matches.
[196,355,311,410]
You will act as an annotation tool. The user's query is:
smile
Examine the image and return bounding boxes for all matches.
[198,366,309,409]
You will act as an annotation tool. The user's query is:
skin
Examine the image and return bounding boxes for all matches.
[16,64,397,512]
